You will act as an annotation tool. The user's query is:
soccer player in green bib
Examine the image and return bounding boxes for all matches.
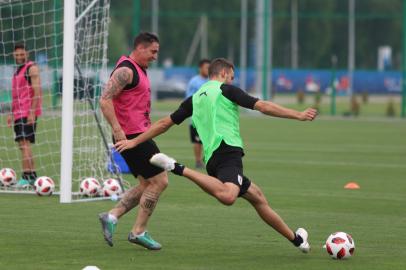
[115,58,317,253]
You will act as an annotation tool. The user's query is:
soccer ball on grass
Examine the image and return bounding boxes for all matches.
[80,177,101,197]
[0,168,17,187]
[34,176,55,196]
[325,232,355,259]
[102,178,123,197]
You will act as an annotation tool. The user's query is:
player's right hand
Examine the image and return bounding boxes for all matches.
[7,115,12,127]
[114,139,138,153]
[113,128,126,142]
[299,108,318,121]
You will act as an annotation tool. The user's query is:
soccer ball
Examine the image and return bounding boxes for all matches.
[102,178,123,197]
[325,232,355,259]
[0,168,17,187]
[80,177,101,197]
[34,176,55,196]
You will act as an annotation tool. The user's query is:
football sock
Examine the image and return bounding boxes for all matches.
[136,231,146,237]
[29,171,37,181]
[171,162,185,176]
[291,233,304,247]
[22,171,37,181]
[22,172,31,180]
[108,214,118,223]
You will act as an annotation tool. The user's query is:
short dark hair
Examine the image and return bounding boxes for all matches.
[208,58,234,77]
[14,43,26,51]
[198,58,211,67]
[133,32,159,48]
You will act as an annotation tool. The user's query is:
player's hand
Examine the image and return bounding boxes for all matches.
[113,128,126,142]
[114,139,138,153]
[27,113,35,125]
[299,108,318,121]
[7,115,12,127]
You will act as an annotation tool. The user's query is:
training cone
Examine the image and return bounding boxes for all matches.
[344,182,360,189]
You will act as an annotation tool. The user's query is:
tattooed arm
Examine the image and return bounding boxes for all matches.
[27,64,42,125]
[99,67,133,142]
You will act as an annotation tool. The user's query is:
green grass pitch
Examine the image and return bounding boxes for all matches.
[0,111,405,269]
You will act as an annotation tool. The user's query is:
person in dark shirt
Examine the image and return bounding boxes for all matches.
[185,59,210,168]
[114,58,317,252]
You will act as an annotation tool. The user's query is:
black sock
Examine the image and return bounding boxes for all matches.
[22,171,37,182]
[22,172,31,181]
[29,171,37,181]
[291,233,304,247]
[171,162,185,176]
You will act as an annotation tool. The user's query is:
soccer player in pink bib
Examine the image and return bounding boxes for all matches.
[98,32,168,250]
[7,44,42,185]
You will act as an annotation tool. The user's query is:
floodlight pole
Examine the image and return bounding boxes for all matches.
[240,0,248,90]
[132,0,141,37]
[348,0,355,99]
[330,55,337,116]
[256,0,264,98]
[60,0,75,203]
[151,0,159,67]
[402,0,406,118]
[291,0,298,69]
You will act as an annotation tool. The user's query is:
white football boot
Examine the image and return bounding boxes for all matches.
[295,228,311,253]
[150,153,176,171]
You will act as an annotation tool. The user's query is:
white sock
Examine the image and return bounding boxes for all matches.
[108,214,118,223]
[136,231,146,237]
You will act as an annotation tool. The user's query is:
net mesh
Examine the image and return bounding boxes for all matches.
[0,0,113,196]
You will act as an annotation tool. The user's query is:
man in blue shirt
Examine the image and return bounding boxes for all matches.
[185,59,210,168]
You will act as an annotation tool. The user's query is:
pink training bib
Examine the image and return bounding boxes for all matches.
[112,56,151,135]
[11,61,42,120]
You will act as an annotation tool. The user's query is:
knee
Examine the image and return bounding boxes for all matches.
[159,177,169,190]
[149,174,169,191]
[137,181,149,190]
[218,193,237,206]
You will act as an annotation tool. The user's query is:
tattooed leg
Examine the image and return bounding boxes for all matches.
[131,172,168,234]
[109,185,144,219]
[140,191,160,216]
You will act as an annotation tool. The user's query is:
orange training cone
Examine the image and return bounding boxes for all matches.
[344,182,360,189]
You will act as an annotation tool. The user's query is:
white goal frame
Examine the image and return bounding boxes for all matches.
[59,0,75,203]
[60,0,114,203]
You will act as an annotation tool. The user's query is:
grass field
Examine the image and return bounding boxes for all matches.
[0,104,406,269]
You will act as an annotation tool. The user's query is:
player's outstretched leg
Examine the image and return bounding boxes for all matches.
[98,184,146,247]
[241,182,310,253]
[151,153,310,252]
[150,153,239,205]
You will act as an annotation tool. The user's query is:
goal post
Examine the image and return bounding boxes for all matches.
[60,0,75,203]
[0,0,121,203]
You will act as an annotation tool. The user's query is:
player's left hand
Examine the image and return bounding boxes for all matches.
[114,139,138,153]
[299,108,318,121]
[27,113,35,125]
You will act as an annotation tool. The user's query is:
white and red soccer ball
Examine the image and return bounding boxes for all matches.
[80,177,102,197]
[102,178,122,197]
[325,232,355,259]
[34,176,55,196]
[0,168,17,187]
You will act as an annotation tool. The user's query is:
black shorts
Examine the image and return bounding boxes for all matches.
[13,117,37,143]
[206,151,251,197]
[189,125,202,144]
[114,134,164,179]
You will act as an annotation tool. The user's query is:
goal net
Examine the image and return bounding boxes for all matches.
[0,0,119,202]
